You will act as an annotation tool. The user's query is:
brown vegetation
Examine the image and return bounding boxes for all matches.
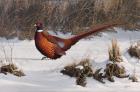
[61,59,93,77]
[0,0,139,39]
[108,39,123,62]
[61,39,140,86]
[0,63,25,77]
[128,41,140,59]
[61,58,105,87]
[0,43,25,77]
[105,39,129,82]
[104,63,129,82]
[129,75,138,82]
[61,59,92,87]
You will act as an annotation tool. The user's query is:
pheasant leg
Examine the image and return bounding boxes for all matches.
[41,56,47,60]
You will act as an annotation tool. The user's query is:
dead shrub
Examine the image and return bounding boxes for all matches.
[104,63,129,82]
[105,39,129,82]
[0,0,139,39]
[61,58,105,86]
[60,63,78,77]
[128,41,140,59]
[93,68,105,83]
[129,75,138,82]
[76,73,87,87]
[0,63,25,77]
[61,58,93,77]
[108,39,123,62]
[0,43,25,77]
[61,59,91,87]
[77,59,93,77]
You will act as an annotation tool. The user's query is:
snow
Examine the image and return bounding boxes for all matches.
[0,28,140,92]
[76,65,84,70]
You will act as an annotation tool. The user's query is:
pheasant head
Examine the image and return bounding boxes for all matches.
[34,22,43,32]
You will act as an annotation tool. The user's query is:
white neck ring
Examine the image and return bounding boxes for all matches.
[37,30,43,32]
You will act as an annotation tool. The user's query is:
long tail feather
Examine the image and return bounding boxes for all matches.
[74,23,116,41]
[63,20,125,50]
[71,22,120,43]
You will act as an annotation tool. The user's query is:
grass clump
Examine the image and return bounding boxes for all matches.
[128,41,140,59]
[0,63,25,77]
[129,75,138,82]
[61,59,93,78]
[0,44,25,77]
[76,72,87,87]
[61,58,105,87]
[93,68,105,83]
[61,58,93,87]
[104,63,128,82]
[108,39,123,62]
[105,39,129,82]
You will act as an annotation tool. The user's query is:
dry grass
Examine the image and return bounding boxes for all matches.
[93,68,105,83]
[108,39,123,62]
[0,43,25,77]
[61,58,93,77]
[61,58,106,86]
[129,75,138,82]
[0,63,25,77]
[0,0,139,39]
[104,63,128,82]
[76,72,87,87]
[61,58,93,87]
[105,39,129,82]
[128,41,140,59]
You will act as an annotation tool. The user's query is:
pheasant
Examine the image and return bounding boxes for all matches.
[34,21,120,59]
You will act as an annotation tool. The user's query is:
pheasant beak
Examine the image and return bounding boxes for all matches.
[34,24,37,27]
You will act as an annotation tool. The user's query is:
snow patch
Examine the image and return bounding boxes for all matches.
[0,28,139,92]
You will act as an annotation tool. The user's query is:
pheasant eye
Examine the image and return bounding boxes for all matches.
[37,23,42,27]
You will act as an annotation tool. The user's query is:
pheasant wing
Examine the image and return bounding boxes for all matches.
[42,31,66,55]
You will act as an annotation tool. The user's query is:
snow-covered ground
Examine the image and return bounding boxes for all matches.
[0,28,140,92]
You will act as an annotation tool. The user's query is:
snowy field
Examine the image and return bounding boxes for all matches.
[0,28,140,92]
